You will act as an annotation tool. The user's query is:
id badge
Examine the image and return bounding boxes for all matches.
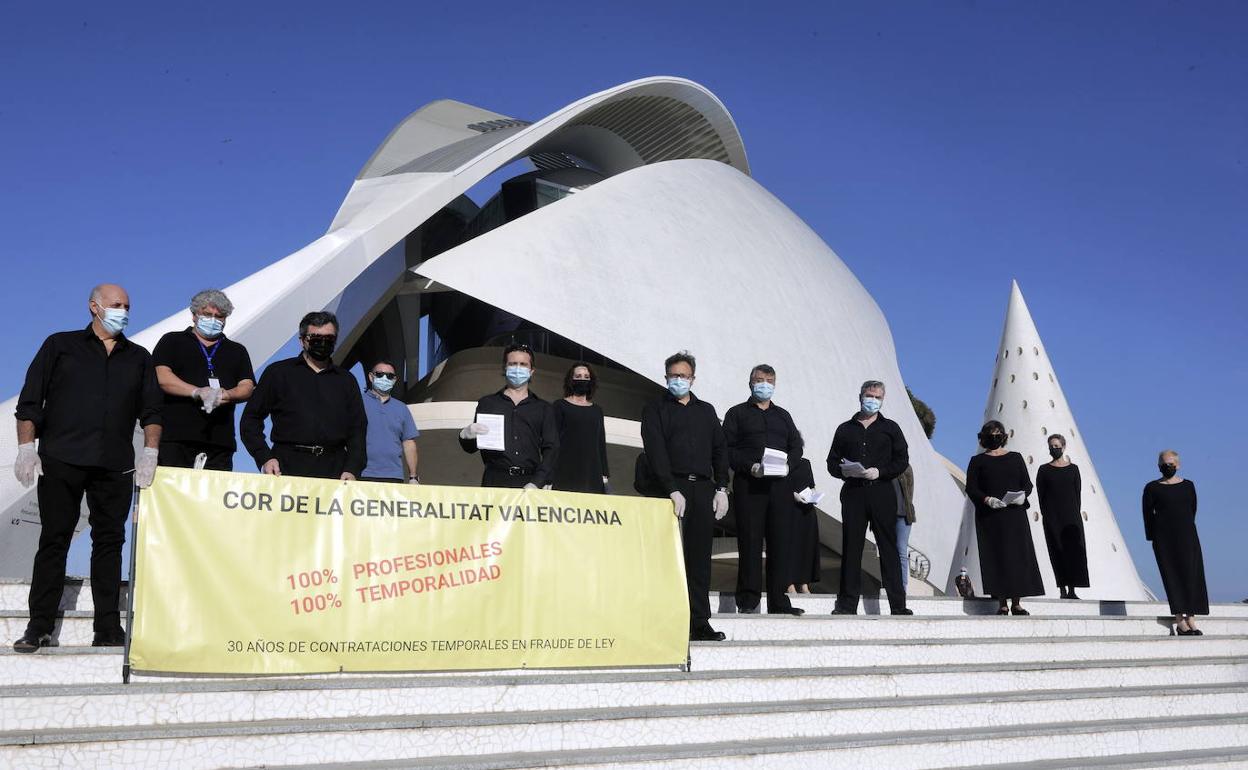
[208,377,221,390]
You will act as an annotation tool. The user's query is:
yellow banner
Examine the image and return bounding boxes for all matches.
[129,468,689,674]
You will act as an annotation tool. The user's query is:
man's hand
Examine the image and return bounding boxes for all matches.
[262,459,281,476]
[750,463,764,478]
[340,472,356,482]
[14,443,41,488]
[669,491,686,518]
[135,448,159,489]
[862,467,880,481]
[713,489,730,520]
[460,423,489,440]
[199,387,223,414]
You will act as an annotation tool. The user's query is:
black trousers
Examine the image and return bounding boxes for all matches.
[158,441,233,471]
[837,482,907,613]
[273,444,346,479]
[28,455,131,636]
[672,477,715,630]
[733,475,795,613]
[481,467,534,489]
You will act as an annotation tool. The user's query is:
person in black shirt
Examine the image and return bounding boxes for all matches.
[152,289,255,470]
[1143,449,1208,635]
[550,362,609,494]
[240,311,366,480]
[640,351,730,642]
[826,380,911,615]
[12,284,162,652]
[1036,433,1088,599]
[722,364,804,616]
[459,343,558,489]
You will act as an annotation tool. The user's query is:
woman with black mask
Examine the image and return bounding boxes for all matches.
[1036,434,1089,599]
[1143,450,1208,635]
[550,362,610,494]
[966,421,1045,615]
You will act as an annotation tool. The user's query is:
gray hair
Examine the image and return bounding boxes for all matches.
[1158,449,1180,463]
[1048,433,1067,447]
[859,380,886,396]
[190,289,234,317]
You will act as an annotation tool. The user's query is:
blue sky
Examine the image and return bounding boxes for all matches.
[2,2,1244,600]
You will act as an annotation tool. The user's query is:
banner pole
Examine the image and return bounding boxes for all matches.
[121,485,140,684]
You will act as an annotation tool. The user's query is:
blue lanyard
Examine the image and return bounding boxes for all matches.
[197,339,220,377]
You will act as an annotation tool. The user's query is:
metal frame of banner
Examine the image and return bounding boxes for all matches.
[121,485,140,684]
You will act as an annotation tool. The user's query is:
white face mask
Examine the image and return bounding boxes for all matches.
[96,306,129,335]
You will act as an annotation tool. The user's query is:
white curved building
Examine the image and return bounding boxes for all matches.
[949,281,1151,600]
[4,77,1116,600]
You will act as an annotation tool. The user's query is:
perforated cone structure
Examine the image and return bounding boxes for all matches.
[981,281,1151,600]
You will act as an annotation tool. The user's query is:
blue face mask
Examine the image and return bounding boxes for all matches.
[751,381,775,401]
[98,307,129,335]
[372,375,395,394]
[667,377,691,398]
[195,316,224,339]
[861,396,882,415]
[505,365,531,387]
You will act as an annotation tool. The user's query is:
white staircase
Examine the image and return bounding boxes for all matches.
[1,578,1246,769]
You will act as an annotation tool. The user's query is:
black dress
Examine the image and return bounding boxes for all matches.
[1036,463,1089,587]
[966,451,1045,598]
[551,399,609,494]
[787,458,822,586]
[1142,479,1208,615]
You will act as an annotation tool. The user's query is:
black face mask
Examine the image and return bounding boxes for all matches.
[982,433,1006,450]
[1159,463,1177,479]
[1049,446,1064,460]
[305,337,336,361]
[569,379,592,397]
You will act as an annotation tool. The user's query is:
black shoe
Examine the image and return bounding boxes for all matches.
[768,607,805,616]
[891,608,914,616]
[13,632,56,653]
[690,627,727,642]
[1010,606,1030,616]
[92,630,126,647]
[1066,591,1080,600]
[830,608,855,615]
[736,604,761,615]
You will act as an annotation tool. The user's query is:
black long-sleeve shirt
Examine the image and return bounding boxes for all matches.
[16,327,162,471]
[965,451,1033,515]
[240,355,368,476]
[722,400,804,474]
[459,390,559,486]
[825,412,909,485]
[640,392,729,494]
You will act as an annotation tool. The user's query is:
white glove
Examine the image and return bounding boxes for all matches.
[14,443,41,487]
[460,423,489,440]
[523,482,538,490]
[135,447,159,489]
[839,462,864,478]
[669,491,686,518]
[196,387,223,414]
[986,497,1007,509]
[862,467,880,481]
[713,489,730,520]
[750,463,764,478]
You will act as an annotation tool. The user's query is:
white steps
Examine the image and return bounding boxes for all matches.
[0,581,1244,768]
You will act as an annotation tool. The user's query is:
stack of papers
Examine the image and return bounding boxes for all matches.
[475,413,506,451]
[1002,490,1026,506]
[761,447,788,477]
[796,487,825,505]
[839,461,867,478]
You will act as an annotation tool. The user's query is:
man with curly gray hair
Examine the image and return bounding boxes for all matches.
[151,289,255,470]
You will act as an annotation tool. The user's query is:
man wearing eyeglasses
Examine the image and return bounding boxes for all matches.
[240,311,367,480]
[459,343,558,489]
[152,289,255,471]
[358,359,420,484]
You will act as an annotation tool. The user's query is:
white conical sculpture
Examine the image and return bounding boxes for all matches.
[977,281,1152,600]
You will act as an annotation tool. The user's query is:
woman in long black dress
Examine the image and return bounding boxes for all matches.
[1036,433,1089,599]
[550,362,609,494]
[966,420,1045,615]
[1143,449,1208,635]
[787,457,821,593]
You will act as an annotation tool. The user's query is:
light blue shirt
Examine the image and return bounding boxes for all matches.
[361,389,419,479]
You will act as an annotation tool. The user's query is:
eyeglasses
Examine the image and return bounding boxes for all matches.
[371,371,396,379]
[303,333,337,342]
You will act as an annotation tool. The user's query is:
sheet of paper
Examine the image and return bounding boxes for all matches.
[1002,490,1026,506]
[762,447,788,477]
[797,487,825,505]
[839,461,867,478]
[475,413,506,452]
